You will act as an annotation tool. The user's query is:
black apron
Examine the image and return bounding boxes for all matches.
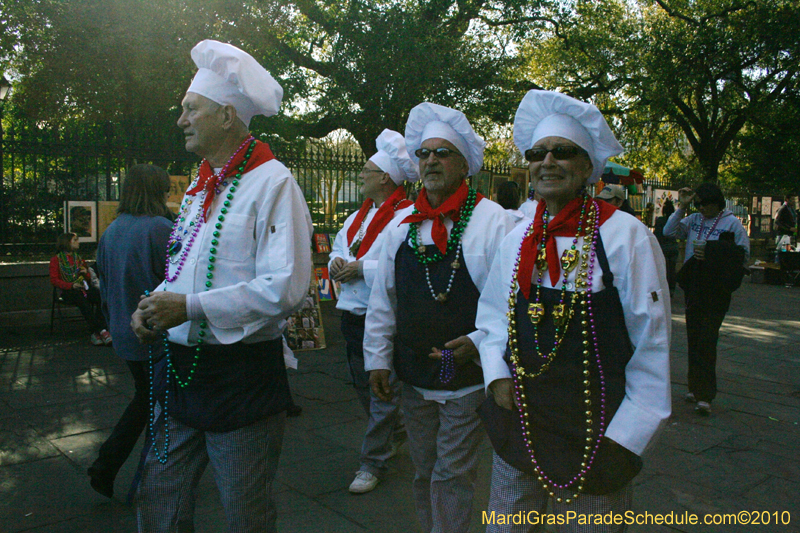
[479,234,642,494]
[393,236,484,390]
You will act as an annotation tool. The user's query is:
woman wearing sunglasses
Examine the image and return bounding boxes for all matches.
[664,183,749,416]
[476,90,671,531]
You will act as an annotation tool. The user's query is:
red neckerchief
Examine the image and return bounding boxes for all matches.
[186,140,275,222]
[400,180,484,255]
[517,197,616,298]
[348,187,413,259]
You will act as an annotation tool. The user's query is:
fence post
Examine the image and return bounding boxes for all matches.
[104,121,114,200]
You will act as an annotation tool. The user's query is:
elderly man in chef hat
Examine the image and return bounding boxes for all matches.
[364,103,514,533]
[131,40,312,532]
[328,129,418,494]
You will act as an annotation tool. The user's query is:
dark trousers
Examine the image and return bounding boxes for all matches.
[61,287,106,332]
[91,360,149,480]
[685,292,730,403]
[341,311,371,414]
[664,251,678,296]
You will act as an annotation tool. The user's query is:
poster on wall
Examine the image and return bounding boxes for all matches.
[653,189,679,217]
[168,175,191,213]
[64,201,97,243]
[98,201,120,237]
[772,201,783,219]
[760,197,772,216]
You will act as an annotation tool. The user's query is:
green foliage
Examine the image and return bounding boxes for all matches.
[522,0,800,185]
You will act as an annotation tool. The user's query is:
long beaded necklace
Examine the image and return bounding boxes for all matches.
[165,135,255,273]
[147,138,256,463]
[506,195,607,504]
[524,198,594,373]
[695,208,724,241]
[349,212,368,257]
[409,187,477,303]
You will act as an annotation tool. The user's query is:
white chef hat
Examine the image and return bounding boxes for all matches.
[405,103,485,176]
[368,129,420,185]
[187,40,283,128]
[513,90,623,183]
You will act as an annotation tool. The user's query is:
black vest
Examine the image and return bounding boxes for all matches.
[164,337,290,431]
[480,235,641,493]
[394,236,484,390]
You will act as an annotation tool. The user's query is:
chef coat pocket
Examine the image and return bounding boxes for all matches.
[266,222,288,270]
[215,214,256,262]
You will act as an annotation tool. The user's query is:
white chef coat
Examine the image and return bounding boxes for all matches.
[328,198,407,316]
[157,158,313,346]
[364,197,514,401]
[519,199,538,219]
[476,209,672,455]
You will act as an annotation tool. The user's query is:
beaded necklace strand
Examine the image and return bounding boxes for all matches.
[409,187,477,303]
[147,138,256,464]
[506,195,607,504]
[57,252,85,284]
[695,209,724,241]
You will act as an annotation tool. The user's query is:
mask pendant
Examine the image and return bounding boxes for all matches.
[528,303,545,324]
[552,303,570,328]
[561,249,579,274]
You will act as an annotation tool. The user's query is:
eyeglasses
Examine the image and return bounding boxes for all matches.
[524,145,586,162]
[694,199,714,207]
[415,147,460,160]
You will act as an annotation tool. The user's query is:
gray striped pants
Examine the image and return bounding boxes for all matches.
[486,453,632,533]
[402,383,486,533]
[136,412,285,533]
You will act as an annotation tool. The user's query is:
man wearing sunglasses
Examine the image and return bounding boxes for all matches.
[363,102,513,533]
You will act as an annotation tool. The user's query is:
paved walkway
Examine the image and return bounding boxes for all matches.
[1,281,798,532]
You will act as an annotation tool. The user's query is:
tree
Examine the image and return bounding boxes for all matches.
[3,0,560,154]
[523,0,800,184]
[723,92,800,193]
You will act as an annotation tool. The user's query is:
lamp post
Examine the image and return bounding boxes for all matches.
[0,74,10,243]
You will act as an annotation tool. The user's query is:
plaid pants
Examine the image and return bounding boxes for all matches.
[486,453,632,533]
[136,412,285,533]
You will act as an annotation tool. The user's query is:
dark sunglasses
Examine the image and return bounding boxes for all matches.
[524,145,586,162]
[694,198,714,207]
[415,147,459,160]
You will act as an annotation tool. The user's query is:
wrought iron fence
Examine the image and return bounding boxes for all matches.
[3,119,757,259]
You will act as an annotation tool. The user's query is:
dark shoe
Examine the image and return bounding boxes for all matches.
[286,403,303,417]
[684,392,697,403]
[88,466,114,498]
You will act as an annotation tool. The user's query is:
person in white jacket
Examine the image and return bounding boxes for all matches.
[476,90,671,532]
[364,103,513,533]
[328,129,418,494]
[130,40,312,532]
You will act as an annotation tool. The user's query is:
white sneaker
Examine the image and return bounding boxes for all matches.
[349,471,379,494]
[695,401,711,416]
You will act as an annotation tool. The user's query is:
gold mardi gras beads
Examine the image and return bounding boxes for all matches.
[535,247,548,271]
